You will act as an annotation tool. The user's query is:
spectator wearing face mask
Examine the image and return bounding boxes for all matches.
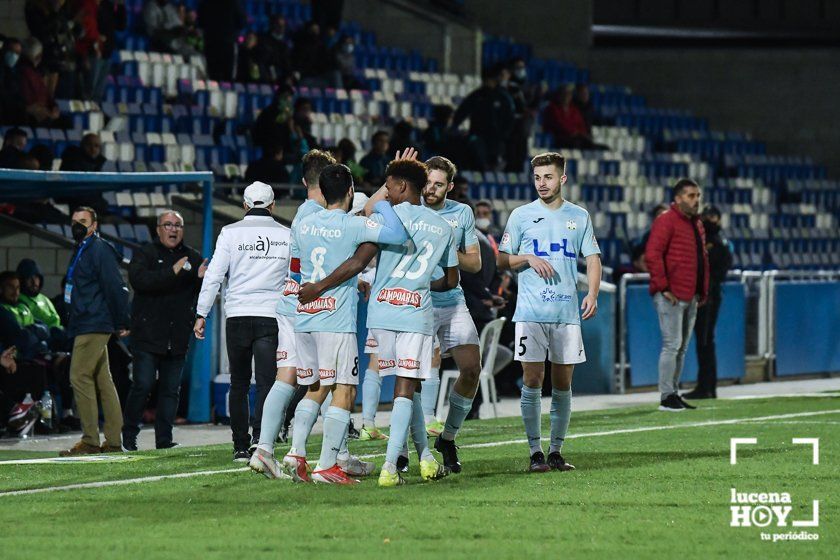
[259,14,291,84]
[333,34,362,90]
[473,199,502,246]
[0,37,25,125]
[59,206,129,456]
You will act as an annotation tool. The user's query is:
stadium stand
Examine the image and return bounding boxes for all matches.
[2,0,836,275]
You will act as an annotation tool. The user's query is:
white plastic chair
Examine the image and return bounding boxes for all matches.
[435,317,507,421]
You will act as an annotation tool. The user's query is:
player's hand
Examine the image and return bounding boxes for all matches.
[526,255,555,279]
[193,317,206,340]
[1,346,17,373]
[172,256,189,275]
[358,279,371,301]
[394,147,418,161]
[662,291,678,306]
[580,293,598,320]
[298,282,322,305]
[197,258,209,278]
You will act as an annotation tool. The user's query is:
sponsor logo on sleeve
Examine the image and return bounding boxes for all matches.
[365,337,378,348]
[276,350,288,361]
[376,288,421,308]
[283,278,300,296]
[501,232,511,246]
[319,368,337,380]
[296,367,314,379]
[378,358,396,370]
[365,218,379,229]
[296,296,337,314]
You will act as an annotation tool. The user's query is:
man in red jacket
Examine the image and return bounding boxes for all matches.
[644,179,709,412]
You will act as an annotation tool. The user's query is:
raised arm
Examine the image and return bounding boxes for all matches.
[298,242,379,304]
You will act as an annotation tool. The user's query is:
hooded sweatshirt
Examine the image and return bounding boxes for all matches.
[16,259,62,329]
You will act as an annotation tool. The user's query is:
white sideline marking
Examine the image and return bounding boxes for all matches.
[2,408,838,497]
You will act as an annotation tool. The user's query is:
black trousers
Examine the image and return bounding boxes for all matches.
[694,291,723,393]
[226,316,278,451]
[122,349,185,448]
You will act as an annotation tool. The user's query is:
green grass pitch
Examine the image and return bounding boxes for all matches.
[0,395,836,559]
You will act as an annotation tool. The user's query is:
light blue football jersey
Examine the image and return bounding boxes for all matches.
[293,209,385,333]
[498,199,600,325]
[367,202,458,335]
[427,199,479,308]
[277,199,323,317]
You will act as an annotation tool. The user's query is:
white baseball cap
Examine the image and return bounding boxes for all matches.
[351,192,369,215]
[243,181,275,208]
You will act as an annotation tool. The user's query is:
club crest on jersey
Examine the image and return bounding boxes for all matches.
[376,288,421,308]
[297,296,336,314]
[566,220,577,230]
[398,358,420,370]
[283,278,299,296]
[297,367,314,379]
[319,368,337,379]
[378,359,396,369]
[446,218,459,228]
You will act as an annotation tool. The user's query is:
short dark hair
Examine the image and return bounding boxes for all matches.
[702,205,721,219]
[425,156,457,183]
[72,206,98,223]
[385,159,427,193]
[530,152,566,174]
[371,130,389,143]
[0,271,18,287]
[3,127,26,144]
[319,164,354,205]
[672,178,699,199]
[650,203,669,219]
[475,199,492,210]
[302,149,336,187]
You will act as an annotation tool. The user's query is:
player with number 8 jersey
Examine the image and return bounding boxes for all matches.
[284,164,408,485]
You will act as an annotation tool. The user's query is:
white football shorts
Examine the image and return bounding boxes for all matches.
[295,331,360,386]
[513,322,586,365]
[369,328,434,380]
[433,302,480,354]
[276,315,297,368]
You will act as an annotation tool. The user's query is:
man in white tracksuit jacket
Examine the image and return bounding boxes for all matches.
[194,182,290,461]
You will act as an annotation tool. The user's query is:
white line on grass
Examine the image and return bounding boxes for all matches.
[2,408,838,497]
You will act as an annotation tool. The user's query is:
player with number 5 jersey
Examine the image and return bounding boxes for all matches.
[498,152,602,475]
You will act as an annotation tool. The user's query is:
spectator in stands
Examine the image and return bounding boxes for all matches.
[59,206,129,456]
[236,31,264,83]
[198,0,245,82]
[474,199,502,244]
[390,119,420,156]
[291,20,332,88]
[335,138,365,184]
[24,0,77,99]
[74,0,103,100]
[245,143,289,185]
[29,144,54,172]
[359,130,391,186]
[252,87,294,151]
[452,65,515,171]
[19,37,66,128]
[0,37,25,125]
[123,210,206,450]
[0,128,28,169]
[143,0,192,56]
[574,83,595,132]
[259,14,291,85]
[423,104,455,157]
[61,133,106,172]
[644,179,709,412]
[182,8,203,55]
[16,259,62,334]
[333,34,362,90]
[685,206,732,401]
[93,0,127,102]
[631,203,670,272]
[500,65,529,172]
[543,84,606,151]
[312,0,344,32]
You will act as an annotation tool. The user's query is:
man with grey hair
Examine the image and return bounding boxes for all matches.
[123,210,207,450]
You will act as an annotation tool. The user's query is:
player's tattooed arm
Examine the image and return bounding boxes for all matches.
[298,242,379,304]
[430,265,460,292]
[458,243,482,274]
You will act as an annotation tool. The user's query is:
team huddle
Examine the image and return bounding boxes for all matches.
[195,148,601,486]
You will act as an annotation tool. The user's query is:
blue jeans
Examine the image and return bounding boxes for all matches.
[122,349,185,448]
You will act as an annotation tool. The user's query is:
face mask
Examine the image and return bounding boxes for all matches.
[71,222,89,243]
[4,52,18,68]
[475,217,491,231]
[703,220,720,236]
[342,43,354,54]
[514,68,526,80]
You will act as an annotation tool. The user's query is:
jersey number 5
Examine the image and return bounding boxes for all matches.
[392,240,433,280]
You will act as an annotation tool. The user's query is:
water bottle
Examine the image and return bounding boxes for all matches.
[23,393,33,404]
[40,391,53,429]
